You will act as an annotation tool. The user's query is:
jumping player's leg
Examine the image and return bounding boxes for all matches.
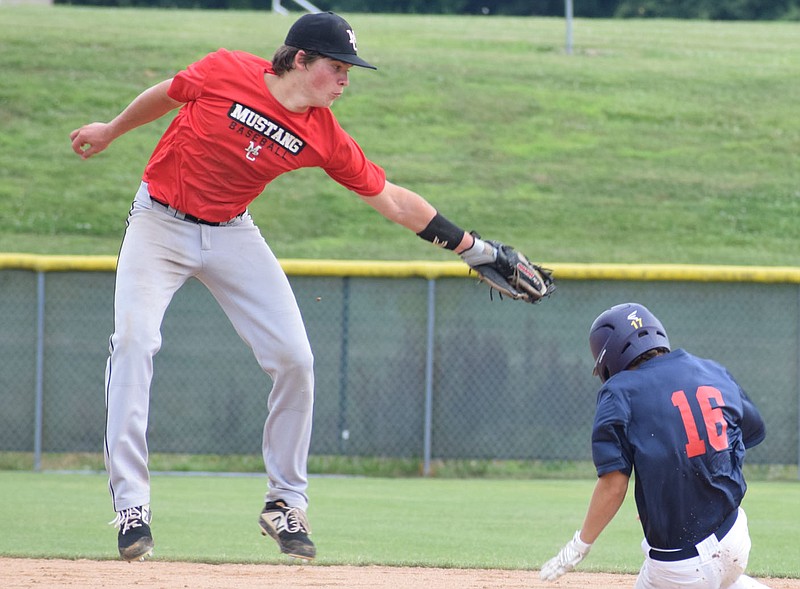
[197,219,315,510]
[105,183,199,510]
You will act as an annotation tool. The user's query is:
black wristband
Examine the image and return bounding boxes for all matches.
[416,212,465,250]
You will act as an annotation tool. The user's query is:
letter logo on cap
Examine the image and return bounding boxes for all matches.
[346,29,358,51]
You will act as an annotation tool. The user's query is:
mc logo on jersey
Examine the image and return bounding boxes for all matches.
[245,141,262,162]
[627,311,643,329]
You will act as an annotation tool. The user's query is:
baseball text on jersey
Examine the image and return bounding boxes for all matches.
[228,103,306,155]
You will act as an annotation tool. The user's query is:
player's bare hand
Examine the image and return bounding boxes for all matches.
[539,531,592,582]
[70,122,113,159]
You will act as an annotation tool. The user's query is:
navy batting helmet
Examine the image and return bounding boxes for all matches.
[589,303,671,383]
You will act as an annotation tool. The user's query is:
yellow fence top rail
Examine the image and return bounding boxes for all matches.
[1,254,799,283]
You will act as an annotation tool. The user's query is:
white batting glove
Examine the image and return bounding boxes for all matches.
[458,235,497,266]
[539,530,592,582]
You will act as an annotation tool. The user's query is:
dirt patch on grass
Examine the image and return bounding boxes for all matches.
[2,558,797,589]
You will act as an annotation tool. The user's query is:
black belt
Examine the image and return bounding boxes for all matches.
[648,509,738,562]
[150,196,242,226]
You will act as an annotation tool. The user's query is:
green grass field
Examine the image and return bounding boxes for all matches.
[1,7,799,264]
[1,7,799,579]
[0,472,797,577]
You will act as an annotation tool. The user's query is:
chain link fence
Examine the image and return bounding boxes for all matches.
[1,259,798,474]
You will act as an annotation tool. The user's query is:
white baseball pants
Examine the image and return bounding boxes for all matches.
[104,182,315,512]
[635,508,771,589]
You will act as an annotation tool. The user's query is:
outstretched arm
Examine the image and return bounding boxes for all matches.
[361,180,554,302]
[360,180,474,252]
[580,469,630,544]
[70,79,183,159]
[540,470,629,582]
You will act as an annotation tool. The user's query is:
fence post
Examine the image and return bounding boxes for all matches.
[338,277,351,453]
[33,271,45,471]
[565,0,574,55]
[271,0,321,14]
[422,279,436,476]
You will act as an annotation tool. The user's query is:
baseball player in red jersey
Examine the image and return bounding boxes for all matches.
[70,12,521,562]
[540,303,770,588]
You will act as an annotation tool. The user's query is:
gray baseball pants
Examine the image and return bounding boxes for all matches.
[104,182,314,512]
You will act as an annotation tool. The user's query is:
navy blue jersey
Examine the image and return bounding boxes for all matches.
[591,349,766,550]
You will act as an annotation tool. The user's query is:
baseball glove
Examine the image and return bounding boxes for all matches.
[467,233,555,303]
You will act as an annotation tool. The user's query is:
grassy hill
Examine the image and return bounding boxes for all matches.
[1,7,798,265]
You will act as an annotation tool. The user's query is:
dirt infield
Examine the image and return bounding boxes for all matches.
[2,558,798,589]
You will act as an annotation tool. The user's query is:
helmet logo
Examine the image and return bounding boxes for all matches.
[627,310,643,329]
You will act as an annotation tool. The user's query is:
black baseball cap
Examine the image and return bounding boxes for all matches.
[285,12,376,70]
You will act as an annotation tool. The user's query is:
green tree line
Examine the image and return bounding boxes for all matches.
[54,0,800,20]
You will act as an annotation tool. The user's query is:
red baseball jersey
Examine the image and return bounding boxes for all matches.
[142,49,386,222]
